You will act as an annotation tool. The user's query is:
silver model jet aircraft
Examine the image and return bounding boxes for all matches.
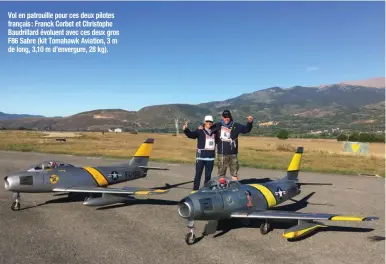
[4,138,169,211]
[178,147,378,244]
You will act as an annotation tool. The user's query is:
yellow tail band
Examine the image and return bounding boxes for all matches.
[287,153,302,171]
[83,167,108,187]
[134,143,153,157]
[249,184,277,208]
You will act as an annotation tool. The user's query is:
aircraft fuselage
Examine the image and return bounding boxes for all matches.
[178,180,301,221]
[4,164,147,193]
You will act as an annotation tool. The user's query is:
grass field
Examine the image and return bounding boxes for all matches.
[0,131,384,177]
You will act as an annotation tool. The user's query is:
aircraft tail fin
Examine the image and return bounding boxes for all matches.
[285,147,303,181]
[128,138,154,167]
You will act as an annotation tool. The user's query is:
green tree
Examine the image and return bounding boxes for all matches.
[348,132,360,141]
[374,133,385,143]
[359,133,374,142]
[337,134,348,141]
[276,129,289,140]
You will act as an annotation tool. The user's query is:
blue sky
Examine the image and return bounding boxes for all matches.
[1,1,385,117]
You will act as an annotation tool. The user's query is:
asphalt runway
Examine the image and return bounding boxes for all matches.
[0,151,384,264]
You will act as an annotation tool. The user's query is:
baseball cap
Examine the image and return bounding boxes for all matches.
[204,115,213,122]
[222,110,232,118]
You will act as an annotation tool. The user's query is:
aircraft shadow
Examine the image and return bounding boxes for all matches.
[95,198,179,210]
[18,196,178,211]
[151,180,194,190]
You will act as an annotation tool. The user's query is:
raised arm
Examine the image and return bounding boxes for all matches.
[240,116,254,134]
[183,127,199,139]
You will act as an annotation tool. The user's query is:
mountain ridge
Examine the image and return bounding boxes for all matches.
[1,77,384,133]
[0,112,45,121]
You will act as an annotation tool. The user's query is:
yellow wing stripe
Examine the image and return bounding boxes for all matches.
[152,189,168,193]
[249,184,277,208]
[330,216,364,221]
[83,167,108,187]
[287,153,302,171]
[134,143,153,157]
[134,189,167,195]
[283,224,326,239]
[135,191,150,195]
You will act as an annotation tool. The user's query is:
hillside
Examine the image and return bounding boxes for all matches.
[0,78,384,133]
[340,77,385,89]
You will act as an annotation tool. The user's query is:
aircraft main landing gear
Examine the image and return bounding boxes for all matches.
[260,221,271,235]
[11,192,20,211]
[185,219,196,245]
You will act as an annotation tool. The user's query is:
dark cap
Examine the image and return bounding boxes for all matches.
[222,110,232,118]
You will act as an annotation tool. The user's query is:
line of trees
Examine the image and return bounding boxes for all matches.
[274,129,385,143]
[337,132,385,143]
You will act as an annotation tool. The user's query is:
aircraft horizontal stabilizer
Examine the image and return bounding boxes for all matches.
[138,166,169,170]
[298,182,332,186]
[283,221,327,239]
[230,210,378,221]
[53,187,169,195]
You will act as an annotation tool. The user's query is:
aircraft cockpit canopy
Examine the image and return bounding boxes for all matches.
[204,177,239,190]
[26,161,75,171]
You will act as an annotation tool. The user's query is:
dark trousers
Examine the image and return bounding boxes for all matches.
[193,159,214,191]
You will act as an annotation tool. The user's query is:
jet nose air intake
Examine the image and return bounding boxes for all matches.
[4,176,9,190]
[4,175,20,191]
[178,197,194,218]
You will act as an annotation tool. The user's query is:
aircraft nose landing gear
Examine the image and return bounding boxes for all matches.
[185,219,197,245]
[185,231,196,245]
[11,192,20,211]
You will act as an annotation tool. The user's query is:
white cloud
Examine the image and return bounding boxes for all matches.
[306,66,320,72]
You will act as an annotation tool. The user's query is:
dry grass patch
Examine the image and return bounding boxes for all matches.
[0,131,384,176]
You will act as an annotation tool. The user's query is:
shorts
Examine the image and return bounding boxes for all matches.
[216,154,239,177]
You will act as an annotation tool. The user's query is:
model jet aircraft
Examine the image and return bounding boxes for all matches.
[178,147,378,244]
[4,138,170,211]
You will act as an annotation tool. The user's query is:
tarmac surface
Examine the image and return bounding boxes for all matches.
[0,150,384,264]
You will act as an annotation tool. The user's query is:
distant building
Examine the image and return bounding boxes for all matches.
[310,130,323,135]
[114,128,123,133]
[258,121,279,127]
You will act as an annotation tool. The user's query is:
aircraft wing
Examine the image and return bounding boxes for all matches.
[138,166,169,170]
[53,186,169,195]
[231,210,378,221]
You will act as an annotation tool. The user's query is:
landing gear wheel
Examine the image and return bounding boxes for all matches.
[11,202,20,211]
[185,232,196,245]
[260,222,271,235]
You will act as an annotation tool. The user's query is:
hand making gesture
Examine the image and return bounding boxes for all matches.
[182,120,189,130]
